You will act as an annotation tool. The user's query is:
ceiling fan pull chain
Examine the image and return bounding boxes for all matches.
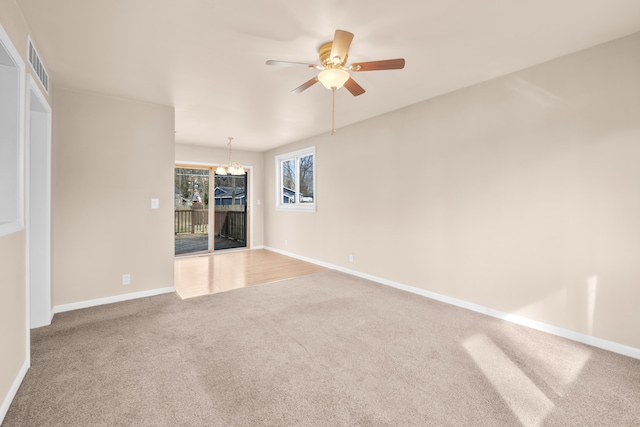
[331,87,336,135]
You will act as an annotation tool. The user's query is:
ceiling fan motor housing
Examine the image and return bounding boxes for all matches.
[319,41,347,68]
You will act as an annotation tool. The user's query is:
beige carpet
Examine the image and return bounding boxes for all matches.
[4,270,640,426]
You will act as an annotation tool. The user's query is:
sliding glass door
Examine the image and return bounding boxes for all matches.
[174,165,248,255]
[174,167,210,255]
[214,172,247,250]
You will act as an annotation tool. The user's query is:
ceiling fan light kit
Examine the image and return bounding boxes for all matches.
[267,29,405,135]
[318,68,350,89]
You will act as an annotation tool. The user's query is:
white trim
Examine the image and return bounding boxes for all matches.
[0,358,29,425]
[0,222,23,237]
[175,161,255,249]
[53,287,176,315]
[264,246,640,360]
[0,24,29,427]
[26,74,53,329]
[0,23,26,238]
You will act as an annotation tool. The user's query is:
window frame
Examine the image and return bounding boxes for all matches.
[275,146,316,212]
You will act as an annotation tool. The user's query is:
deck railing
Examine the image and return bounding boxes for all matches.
[175,209,209,234]
[175,209,245,244]
[214,211,245,243]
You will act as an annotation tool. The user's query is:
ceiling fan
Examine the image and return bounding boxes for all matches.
[266,29,405,97]
[266,29,405,134]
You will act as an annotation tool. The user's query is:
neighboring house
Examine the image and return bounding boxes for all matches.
[282,187,295,204]
[214,186,246,206]
[282,187,313,204]
[175,187,245,207]
[174,190,198,207]
[191,190,203,206]
[175,188,190,207]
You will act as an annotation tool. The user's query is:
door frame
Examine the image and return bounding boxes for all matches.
[26,74,53,329]
[174,161,253,253]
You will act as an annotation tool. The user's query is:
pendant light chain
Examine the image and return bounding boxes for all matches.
[331,87,336,135]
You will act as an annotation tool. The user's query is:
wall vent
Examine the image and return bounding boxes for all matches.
[28,37,48,93]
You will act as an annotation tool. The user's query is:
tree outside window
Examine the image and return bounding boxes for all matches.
[299,155,314,203]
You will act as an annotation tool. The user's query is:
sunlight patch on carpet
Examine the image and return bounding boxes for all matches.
[463,333,554,427]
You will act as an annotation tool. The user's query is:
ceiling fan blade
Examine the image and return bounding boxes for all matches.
[344,77,365,96]
[330,30,354,65]
[350,58,405,71]
[266,60,323,70]
[292,77,319,94]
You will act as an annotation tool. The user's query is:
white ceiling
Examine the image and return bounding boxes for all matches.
[17,0,640,151]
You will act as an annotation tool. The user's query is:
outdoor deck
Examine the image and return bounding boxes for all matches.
[175,233,245,255]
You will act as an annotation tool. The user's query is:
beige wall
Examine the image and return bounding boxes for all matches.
[0,232,26,414]
[175,143,265,248]
[265,33,640,349]
[52,88,175,306]
[0,0,52,416]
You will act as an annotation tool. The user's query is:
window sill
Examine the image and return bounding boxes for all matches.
[276,205,316,213]
[0,221,24,238]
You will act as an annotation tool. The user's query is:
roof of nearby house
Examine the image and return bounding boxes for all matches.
[215,187,246,199]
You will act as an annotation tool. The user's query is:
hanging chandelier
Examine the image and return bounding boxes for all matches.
[215,137,245,175]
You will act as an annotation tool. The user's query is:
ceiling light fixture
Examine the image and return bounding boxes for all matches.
[317,68,351,135]
[215,137,245,176]
[317,68,350,90]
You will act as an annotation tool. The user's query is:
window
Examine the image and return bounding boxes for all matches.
[275,147,315,212]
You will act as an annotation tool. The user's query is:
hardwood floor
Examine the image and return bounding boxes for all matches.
[174,249,326,299]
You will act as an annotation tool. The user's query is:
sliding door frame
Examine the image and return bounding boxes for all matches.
[175,161,253,252]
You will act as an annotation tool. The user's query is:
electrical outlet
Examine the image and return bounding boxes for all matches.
[151,198,159,209]
[285,239,288,246]
[122,274,131,285]
[349,254,354,263]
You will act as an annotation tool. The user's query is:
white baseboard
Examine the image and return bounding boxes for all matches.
[0,358,29,425]
[53,286,176,314]
[264,246,640,360]
[3,286,175,421]
[265,247,338,270]
[29,308,55,329]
